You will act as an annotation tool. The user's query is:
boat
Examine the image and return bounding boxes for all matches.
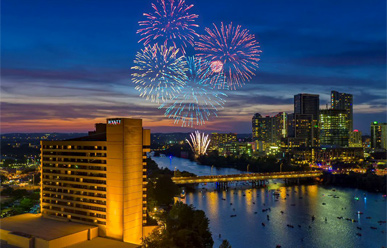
[322,203,326,205]
[357,211,363,214]
[230,214,237,217]
[262,222,265,227]
[287,224,294,228]
[357,227,362,230]
[366,217,372,219]
[356,233,362,236]
[371,226,377,230]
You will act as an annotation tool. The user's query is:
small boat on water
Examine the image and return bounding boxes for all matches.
[322,203,326,205]
[357,211,363,214]
[262,222,265,227]
[230,214,237,217]
[287,224,294,228]
[371,226,377,230]
[366,217,372,219]
[356,233,362,236]
[357,227,362,230]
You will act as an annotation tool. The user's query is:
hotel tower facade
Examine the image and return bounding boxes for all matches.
[40,118,150,245]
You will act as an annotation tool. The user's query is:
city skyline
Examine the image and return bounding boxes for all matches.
[2,0,386,134]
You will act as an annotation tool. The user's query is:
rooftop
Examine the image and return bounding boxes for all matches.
[0,214,95,241]
[67,237,140,248]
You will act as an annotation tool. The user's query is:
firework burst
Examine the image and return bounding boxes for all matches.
[131,44,187,103]
[137,0,199,53]
[195,22,262,89]
[159,57,227,127]
[186,130,211,156]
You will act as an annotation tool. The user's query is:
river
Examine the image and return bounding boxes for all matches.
[152,156,387,248]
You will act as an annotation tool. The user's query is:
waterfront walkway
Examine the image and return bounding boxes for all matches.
[172,171,322,184]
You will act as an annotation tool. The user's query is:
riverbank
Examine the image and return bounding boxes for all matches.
[322,172,387,194]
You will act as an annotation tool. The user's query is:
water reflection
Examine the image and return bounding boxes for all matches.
[152,156,387,248]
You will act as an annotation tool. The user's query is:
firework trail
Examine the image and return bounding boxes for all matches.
[131,44,187,103]
[186,130,211,156]
[137,0,199,54]
[195,22,261,89]
[159,57,227,127]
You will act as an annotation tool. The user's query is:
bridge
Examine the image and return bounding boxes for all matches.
[172,171,323,185]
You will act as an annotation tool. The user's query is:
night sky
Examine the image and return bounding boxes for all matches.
[1,0,386,134]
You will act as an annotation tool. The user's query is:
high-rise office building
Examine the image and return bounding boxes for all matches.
[252,113,274,151]
[331,91,353,132]
[40,118,150,244]
[252,113,273,143]
[371,122,387,149]
[349,130,362,147]
[272,112,288,145]
[294,94,320,120]
[319,109,349,147]
[294,94,320,146]
[210,133,237,150]
[293,114,315,147]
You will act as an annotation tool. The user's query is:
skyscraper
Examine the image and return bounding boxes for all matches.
[294,93,320,120]
[252,113,273,150]
[349,130,362,147]
[331,91,353,132]
[41,118,150,244]
[252,113,272,143]
[319,109,349,147]
[272,112,288,145]
[294,94,320,146]
[371,121,387,149]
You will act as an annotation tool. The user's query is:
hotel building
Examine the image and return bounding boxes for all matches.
[40,118,150,245]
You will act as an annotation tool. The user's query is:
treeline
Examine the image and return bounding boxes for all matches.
[197,151,307,173]
[143,202,214,248]
[144,158,217,248]
[322,171,387,193]
[1,188,40,217]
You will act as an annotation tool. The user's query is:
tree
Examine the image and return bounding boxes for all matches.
[219,239,232,248]
[143,202,214,248]
[154,176,179,206]
[166,202,213,248]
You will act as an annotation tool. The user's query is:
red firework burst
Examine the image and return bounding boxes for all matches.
[137,0,199,53]
[195,22,262,89]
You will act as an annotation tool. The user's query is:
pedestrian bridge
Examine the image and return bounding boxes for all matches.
[172,171,323,184]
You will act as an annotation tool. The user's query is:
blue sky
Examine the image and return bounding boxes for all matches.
[1,0,386,134]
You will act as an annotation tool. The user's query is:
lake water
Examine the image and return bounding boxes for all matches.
[153,156,387,248]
